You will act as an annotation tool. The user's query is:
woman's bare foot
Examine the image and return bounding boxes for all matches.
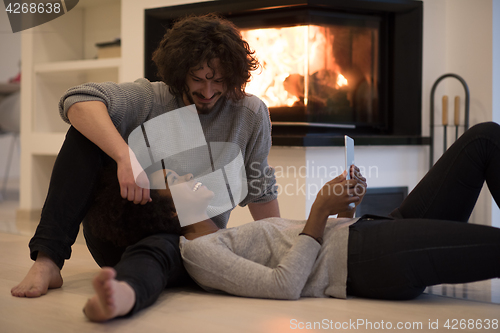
[11,252,63,297]
[83,267,136,322]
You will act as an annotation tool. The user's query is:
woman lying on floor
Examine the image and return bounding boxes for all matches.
[84,122,500,322]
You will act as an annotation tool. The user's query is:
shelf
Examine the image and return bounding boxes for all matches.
[29,133,66,155]
[78,0,120,8]
[19,0,122,211]
[0,83,20,94]
[272,134,431,147]
[34,58,121,74]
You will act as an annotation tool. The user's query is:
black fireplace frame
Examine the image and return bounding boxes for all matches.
[144,0,426,146]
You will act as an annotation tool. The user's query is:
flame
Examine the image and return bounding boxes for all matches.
[337,73,348,87]
[241,26,305,107]
[241,25,347,108]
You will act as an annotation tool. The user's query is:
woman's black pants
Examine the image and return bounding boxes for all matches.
[347,122,500,300]
[28,126,191,315]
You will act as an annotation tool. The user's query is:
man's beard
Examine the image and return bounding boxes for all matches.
[185,91,221,115]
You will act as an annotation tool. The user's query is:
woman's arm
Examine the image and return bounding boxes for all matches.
[181,169,366,300]
[181,234,320,300]
[301,167,366,241]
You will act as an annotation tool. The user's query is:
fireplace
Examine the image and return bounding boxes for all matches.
[144,0,424,146]
[240,23,379,127]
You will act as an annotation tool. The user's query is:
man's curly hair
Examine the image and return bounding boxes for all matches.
[152,13,260,100]
[85,165,181,247]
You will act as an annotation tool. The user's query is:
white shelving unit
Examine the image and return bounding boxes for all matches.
[19,0,122,219]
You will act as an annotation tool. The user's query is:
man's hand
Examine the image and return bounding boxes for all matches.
[116,150,151,205]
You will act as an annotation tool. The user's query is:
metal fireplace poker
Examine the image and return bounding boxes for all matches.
[429,73,470,169]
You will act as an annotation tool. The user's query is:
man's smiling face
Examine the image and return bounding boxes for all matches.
[183,58,226,115]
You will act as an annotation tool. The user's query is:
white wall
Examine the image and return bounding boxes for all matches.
[439,0,495,226]
[0,4,21,183]
[304,146,428,216]
[420,0,498,227]
[492,0,500,229]
[0,6,20,82]
[421,0,447,139]
[445,0,493,124]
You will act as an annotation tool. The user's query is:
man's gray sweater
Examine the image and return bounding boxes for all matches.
[58,78,278,228]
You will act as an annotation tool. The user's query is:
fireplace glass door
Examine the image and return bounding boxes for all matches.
[240,20,380,128]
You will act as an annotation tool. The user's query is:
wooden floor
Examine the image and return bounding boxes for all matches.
[1,181,500,332]
[2,232,500,333]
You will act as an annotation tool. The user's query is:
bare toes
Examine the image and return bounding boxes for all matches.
[26,287,46,298]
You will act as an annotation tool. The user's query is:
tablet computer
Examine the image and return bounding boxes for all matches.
[344,135,355,209]
[344,135,355,180]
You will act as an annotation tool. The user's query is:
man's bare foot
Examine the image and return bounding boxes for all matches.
[83,267,136,322]
[11,252,63,297]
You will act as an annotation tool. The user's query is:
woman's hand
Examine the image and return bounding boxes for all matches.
[301,166,367,241]
[348,165,367,208]
[337,165,367,218]
[116,149,151,205]
[312,166,366,216]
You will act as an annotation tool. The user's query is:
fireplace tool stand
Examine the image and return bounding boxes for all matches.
[429,73,470,170]
[428,73,470,299]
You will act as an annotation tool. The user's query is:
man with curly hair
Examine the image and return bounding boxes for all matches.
[11,14,280,320]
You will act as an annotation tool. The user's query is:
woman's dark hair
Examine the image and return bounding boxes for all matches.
[152,13,260,100]
[85,165,181,247]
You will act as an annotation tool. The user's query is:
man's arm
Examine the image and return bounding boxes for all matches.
[67,101,150,204]
[248,198,280,221]
[242,99,280,218]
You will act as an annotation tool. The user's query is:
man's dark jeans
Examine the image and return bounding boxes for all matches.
[28,126,191,315]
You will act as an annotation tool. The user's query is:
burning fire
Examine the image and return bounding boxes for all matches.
[241,25,348,108]
[337,73,348,88]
